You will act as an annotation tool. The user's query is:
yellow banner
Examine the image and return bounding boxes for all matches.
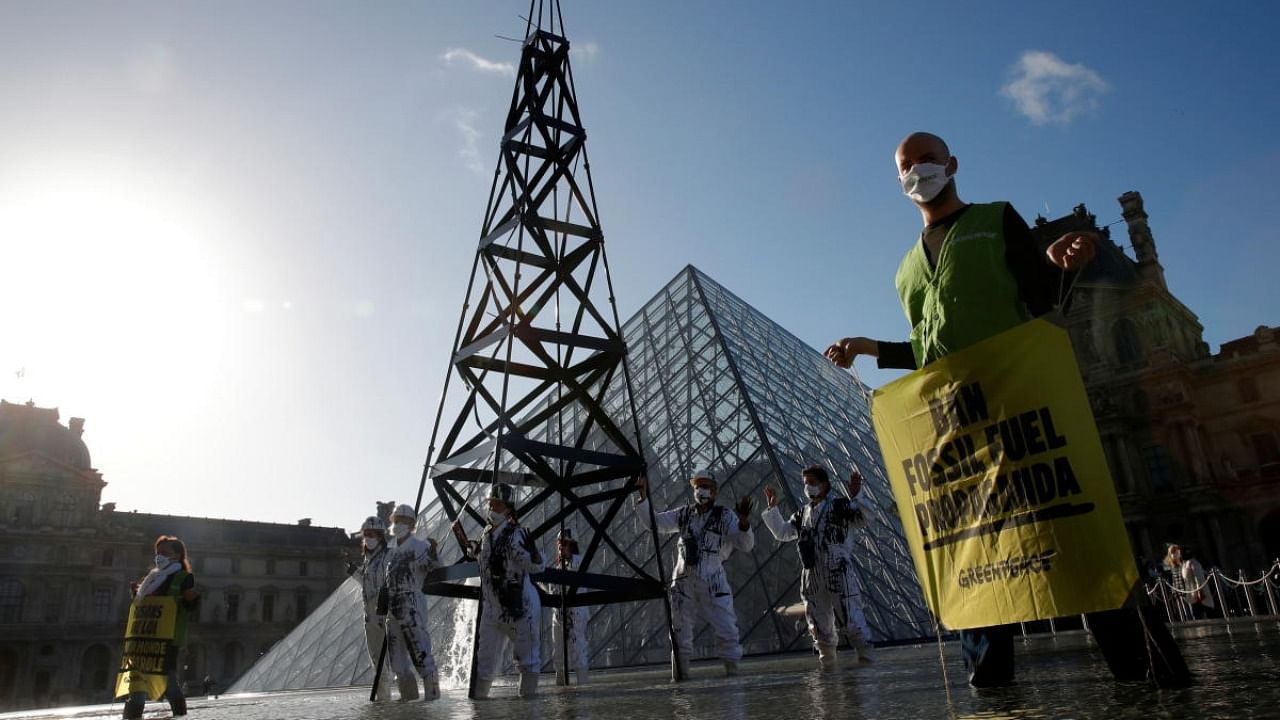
[114,596,178,700]
[871,319,1136,629]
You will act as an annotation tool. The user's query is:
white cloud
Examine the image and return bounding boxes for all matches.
[441,48,515,77]
[450,107,486,175]
[1001,51,1109,126]
[571,41,600,62]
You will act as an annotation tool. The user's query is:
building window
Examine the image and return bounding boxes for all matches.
[294,590,310,622]
[101,548,114,567]
[230,557,241,575]
[265,558,276,576]
[262,593,275,623]
[1252,432,1280,466]
[53,493,77,525]
[298,560,308,577]
[0,580,24,623]
[91,587,113,623]
[1142,445,1174,492]
[80,645,111,691]
[1112,319,1142,365]
[226,593,241,623]
[1239,377,1261,404]
[11,490,35,528]
[44,585,63,624]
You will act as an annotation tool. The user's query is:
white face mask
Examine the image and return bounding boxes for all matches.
[363,536,382,551]
[899,162,951,203]
[693,487,714,504]
[804,483,826,499]
[155,554,172,570]
[488,510,508,526]
[392,522,412,540]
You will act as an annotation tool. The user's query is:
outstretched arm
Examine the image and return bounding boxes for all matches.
[760,486,799,541]
[825,336,917,371]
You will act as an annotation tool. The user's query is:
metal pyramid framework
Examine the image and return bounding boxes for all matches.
[231,266,934,695]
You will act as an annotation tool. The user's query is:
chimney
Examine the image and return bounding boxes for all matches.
[70,417,85,437]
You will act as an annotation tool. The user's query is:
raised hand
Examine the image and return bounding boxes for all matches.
[1046,231,1098,271]
[763,485,778,509]
[847,470,864,499]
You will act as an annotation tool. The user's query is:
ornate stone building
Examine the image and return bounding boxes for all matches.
[1031,193,1280,574]
[0,400,357,711]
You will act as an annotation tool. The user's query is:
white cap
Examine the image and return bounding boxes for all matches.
[360,516,386,533]
[689,468,717,486]
[390,504,416,524]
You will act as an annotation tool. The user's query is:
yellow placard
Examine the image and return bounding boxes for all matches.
[871,318,1136,629]
[114,596,178,700]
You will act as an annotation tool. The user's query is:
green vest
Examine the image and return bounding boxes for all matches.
[895,202,1028,366]
[167,570,191,647]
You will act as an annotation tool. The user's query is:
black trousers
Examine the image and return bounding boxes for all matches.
[961,605,1191,688]
[122,647,187,718]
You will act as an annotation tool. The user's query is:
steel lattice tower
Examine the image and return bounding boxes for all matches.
[414,0,682,694]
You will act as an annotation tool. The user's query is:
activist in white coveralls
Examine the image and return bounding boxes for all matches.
[456,483,546,699]
[549,529,591,685]
[761,465,874,668]
[384,503,441,701]
[635,469,755,677]
[352,515,392,701]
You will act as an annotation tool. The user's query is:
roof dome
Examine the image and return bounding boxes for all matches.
[0,400,93,470]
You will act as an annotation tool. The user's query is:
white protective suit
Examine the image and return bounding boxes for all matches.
[353,541,392,700]
[476,520,545,689]
[638,498,754,666]
[762,494,873,662]
[384,534,441,693]
[549,552,591,683]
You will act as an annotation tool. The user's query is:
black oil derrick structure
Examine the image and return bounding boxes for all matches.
[411,0,684,694]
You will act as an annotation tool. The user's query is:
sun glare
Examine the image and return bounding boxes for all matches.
[0,177,228,413]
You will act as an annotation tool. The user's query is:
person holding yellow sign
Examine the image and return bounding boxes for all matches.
[825,132,1189,688]
[118,535,199,719]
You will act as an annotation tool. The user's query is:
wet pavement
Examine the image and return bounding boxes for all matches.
[4,620,1279,720]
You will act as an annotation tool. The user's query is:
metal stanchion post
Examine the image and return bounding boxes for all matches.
[1213,570,1230,625]
[1081,613,1090,635]
[1265,571,1279,618]
[1158,580,1175,624]
[1049,617,1057,636]
[1240,570,1258,618]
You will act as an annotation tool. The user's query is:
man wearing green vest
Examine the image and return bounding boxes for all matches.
[825,132,1190,688]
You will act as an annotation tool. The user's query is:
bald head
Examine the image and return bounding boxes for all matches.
[895,132,951,175]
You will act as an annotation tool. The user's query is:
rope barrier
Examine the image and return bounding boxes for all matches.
[1143,562,1280,621]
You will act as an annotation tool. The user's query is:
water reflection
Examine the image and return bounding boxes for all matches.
[8,621,1280,720]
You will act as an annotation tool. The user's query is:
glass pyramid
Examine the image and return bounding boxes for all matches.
[231,265,932,692]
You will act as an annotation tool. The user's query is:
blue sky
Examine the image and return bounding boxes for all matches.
[1,1,1275,530]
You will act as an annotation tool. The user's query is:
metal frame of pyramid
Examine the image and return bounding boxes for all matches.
[414,0,683,695]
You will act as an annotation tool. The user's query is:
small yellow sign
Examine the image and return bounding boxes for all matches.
[114,596,178,700]
[871,318,1136,629]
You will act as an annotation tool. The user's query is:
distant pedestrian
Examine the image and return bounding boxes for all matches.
[384,504,441,701]
[761,465,874,669]
[636,469,755,678]
[352,515,392,701]
[454,483,546,699]
[121,536,199,719]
